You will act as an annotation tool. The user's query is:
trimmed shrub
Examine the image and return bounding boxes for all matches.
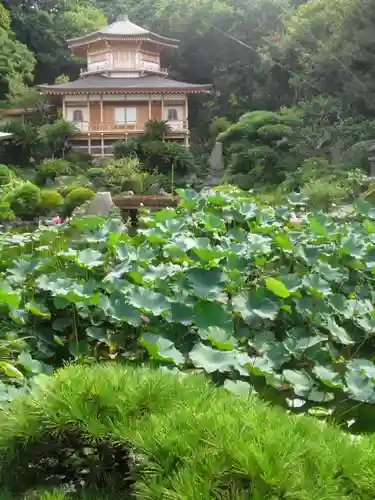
[39,189,64,211]
[87,167,105,179]
[0,165,11,186]
[55,176,93,196]
[0,201,15,222]
[36,159,71,186]
[5,183,41,219]
[64,187,95,213]
[65,151,93,168]
[1,364,375,498]
[104,157,143,194]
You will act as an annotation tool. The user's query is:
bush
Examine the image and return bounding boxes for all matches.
[39,189,64,211]
[55,176,93,196]
[0,165,11,186]
[302,177,348,210]
[1,364,375,498]
[138,140,196,176]
[113,139,138,158]
[64,187,95,213]
[5,182,41,219]
[65,151,93,168]
[36,158,71,186]
[104,157,143,194]
[0,201,15,222]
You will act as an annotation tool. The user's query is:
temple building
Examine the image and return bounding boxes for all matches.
[39,15,211,156]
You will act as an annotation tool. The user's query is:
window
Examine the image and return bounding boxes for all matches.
[167,108,178,121]
[114,107,137,124]
[73,109,83,122]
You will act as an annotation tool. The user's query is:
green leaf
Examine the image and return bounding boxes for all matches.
[303,274,330,295]
[128,287,170,315]
[194,301,232,331]
[169,303,194,325]
[327,318,354,345]
[0,282,20,309]
[76,249,104,268]
[307,390,334,402]
[199,326,236,350]
[185,267,224,299]
[232,289,279,322]
[247,234,271,254]
[25,301,51,319]
[283,369,314,392]
[0,361,23,379]
[141,333,184,364]
[308,215,328,236]
[313,365,344,389]
[224,379,251,396]
[105,296,142,326]
[86,326,107,342]
[265,277,290,298]
[189,343,235,373]
[17,352,42,374]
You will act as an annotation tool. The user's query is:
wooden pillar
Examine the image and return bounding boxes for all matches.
[87,94,90,132]
[161,94,164,121]
[88,136,91,155]
[101,133,104,157]
[148,95,152,120]
[62,96,67,120]
[184,94,189,129]
[100,94,104,125]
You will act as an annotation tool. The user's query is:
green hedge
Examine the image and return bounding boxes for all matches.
[1,364,375,499]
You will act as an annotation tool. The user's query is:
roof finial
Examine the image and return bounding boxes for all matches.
[117,14,129,22]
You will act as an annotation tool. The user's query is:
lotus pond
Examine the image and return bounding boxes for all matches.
[1,188,375,432]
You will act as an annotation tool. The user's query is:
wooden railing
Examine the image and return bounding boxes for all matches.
[73,120,188,133]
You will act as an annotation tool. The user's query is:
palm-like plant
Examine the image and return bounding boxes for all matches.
[145,119,172,140]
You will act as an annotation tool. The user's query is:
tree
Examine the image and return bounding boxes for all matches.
[284,0,375,116]
[145,120,172,140]
[0,4,35,100]
[40,119,79,157]
[219,108,301,185]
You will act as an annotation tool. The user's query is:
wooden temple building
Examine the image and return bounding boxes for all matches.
[39,15,211,156]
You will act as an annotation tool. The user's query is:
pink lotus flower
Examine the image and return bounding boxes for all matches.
[290,214,301,225]
[141,314,150,323]
[52,216,62,224]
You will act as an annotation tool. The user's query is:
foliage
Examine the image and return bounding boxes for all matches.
[40,120,79,158]
[0,165,11,186]
[0,201,15,222]
[1,191,375,431]
[5,182,41,219]
[219,109,302,184]
[39,189,64,212]
[64,187,95,212]
[65,151,92,169]
[35,158,72,186]
[55,176,93,197]
[145,119,172,140]
[285,0,375,115]
[1,120,42,166]
[1,364,375,498]
[113,139,138,158]
[301,178,348,211]
[138,139,196,176]
[209,116,231,137]
[0,5,35,100]
[103,157,143,195]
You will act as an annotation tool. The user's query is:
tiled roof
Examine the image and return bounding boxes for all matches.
[68,15,179,46]
[38,75,212,94]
